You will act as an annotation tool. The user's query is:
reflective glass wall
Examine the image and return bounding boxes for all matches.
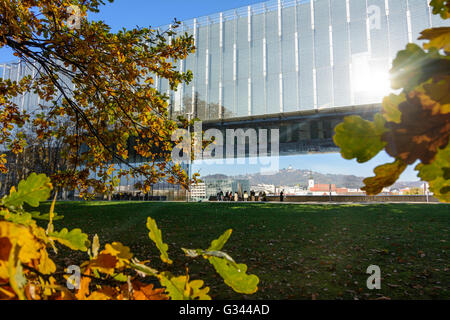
[1,0,446,120]
[0,62,42,113]
[157,0,445,121]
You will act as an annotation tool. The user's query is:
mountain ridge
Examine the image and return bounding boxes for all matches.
[201,169,422,189]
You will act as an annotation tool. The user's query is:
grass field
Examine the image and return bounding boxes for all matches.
[37,201,449,300]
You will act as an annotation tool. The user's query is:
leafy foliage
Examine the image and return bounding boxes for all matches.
[334,2,450,202]
[0,0,198,198]
[2,173,52,209]
[416,143,450,202]
[146,217,172,264]
[182,229,260,294]
[158,272,211,300]
[362,159,407,195]
[0,173,259,300]
[333,114,387,163]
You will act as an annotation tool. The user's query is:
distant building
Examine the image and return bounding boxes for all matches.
[204,177,250,198]
[309,183,337,195]
[276,185,307,195]
[251,184,276,195]
[307,175,357,195]
[190,182,206,199]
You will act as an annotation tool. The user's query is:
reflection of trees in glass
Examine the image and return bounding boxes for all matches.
[170,92,234,120]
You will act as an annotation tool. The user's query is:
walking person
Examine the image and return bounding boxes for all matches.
[243,191,248,201]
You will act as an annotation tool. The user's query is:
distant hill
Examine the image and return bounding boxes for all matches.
[201,168,422,189]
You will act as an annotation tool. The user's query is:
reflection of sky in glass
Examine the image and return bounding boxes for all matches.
[1,0,444,120]
[154,0,439,120]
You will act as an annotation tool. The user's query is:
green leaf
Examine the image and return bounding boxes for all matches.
[207,257,259,294]
[49,228,89,251]
[416,143,450,202]
[158,272,211,300]
[130,258,159,277]
[419,27,450,53]
[429,0,450,19]
[182,248,238,267]
[3,173,52,208]
[382,93,405,124]
[362,159,408,195]
[1,212,34,226]
[146,217,173,264]
[30,211,64,221]
[208,229,232,251]
[110,273,128,282]
[333,114,387,163]
[390,43,447,91]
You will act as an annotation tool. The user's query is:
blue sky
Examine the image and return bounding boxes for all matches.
[0,0,421,181]
[192,151,421,181]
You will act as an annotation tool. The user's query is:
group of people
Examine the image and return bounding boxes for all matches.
[216,190,267,202]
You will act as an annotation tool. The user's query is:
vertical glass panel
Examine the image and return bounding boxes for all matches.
[282,6,296,36]
[197,24,208,50]
[266,38,280,75]
[349,0,368,54]
[266,74,280,114]
[388,0,408,58]
[251,39,264,78]
[223,80,235,117]
[316,67,333,108]
[314,0,331,68]
[252,13,264,41]
[298,2,314,110]
[367,0,389,59]
[237,48,249,80]
[223,19,235,46]
[208,81,220,119]
[237,16,248,48]
[331,0,351,107]
[223,45,234,82]
[252,77,265,115]
[265,9,278,40]
[237,79,248,116]
[314,0,332,108]
[183,82,193,114]
[283,71,297,112]
[282,32,295,73]
[409,0,431,44]
[333,64,351,107]
[236,14,249,117]
[196,83,207,119]
[183,27,195,115]
[266,10,280,76]
[210,49,221,86]
[160,78,168,97]
[195,50,206,119]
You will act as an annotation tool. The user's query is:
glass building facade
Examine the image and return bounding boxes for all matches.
[1,0,447,120]
[157,0,447,120]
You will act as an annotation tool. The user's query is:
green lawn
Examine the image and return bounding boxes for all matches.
[37,201,449,300]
